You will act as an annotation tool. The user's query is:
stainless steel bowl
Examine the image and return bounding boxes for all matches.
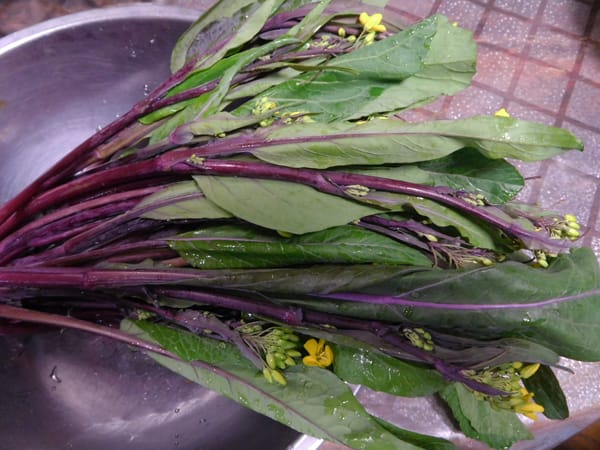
[0,6,308,449]
[2,5,599,450]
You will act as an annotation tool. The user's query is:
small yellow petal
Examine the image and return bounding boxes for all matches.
[359,12,369,25]
[365,13,383,30]
[494,107,511,118]
[303,338,319,355]
[520,363,540,379]
[517,402,545,414]
[302,355,320,367]
[321,344,334,367]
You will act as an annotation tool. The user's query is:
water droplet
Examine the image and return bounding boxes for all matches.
[130,49,137,59]
[50,366,61,383]
[96,125,103,132]
[149,38,156,45]
[143,84,150,96]
[174,407,180,414]
[115,113,121,118]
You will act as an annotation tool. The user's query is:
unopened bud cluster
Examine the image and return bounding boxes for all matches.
[465,362,545,420]
[403,327,434,351]
[237,322,301,386]
[549,213,581,241]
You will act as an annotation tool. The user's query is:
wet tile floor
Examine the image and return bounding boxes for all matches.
[1,1,599,449]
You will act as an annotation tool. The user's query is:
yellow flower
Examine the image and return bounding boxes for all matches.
[494,107,511,118]
[359,12,386,33]
[302,338,334,368]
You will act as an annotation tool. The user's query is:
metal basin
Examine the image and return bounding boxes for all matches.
[0,6,308,449]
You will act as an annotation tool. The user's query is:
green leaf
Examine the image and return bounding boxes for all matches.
[170,0,288,73]
[390,15,476,111]
[248,116,582,169]
[193,176,384,234]
[522,365,569,420]
[354,148,524,204]
[285,248,600,361]
[234,15,475,121]
[417,149,524,203]
[136,181,232,220]
[149,35,299,142]
[430,336,560,370]
[380,198,499,250]
[373,417,459,450]
[333,344,447,397]
[170,224,431,269]
[123,319,436,450]
[175,112,265,139]
[235,14,437,121]
[440,383,532,449]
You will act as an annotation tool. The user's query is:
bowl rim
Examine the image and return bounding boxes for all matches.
[0,3,199,57]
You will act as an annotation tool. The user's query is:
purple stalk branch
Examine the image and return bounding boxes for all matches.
[0,303,175,358]
[183,158,566,250]
[0,151,564,265]
[316,289,600,310]
[0,266,596,310]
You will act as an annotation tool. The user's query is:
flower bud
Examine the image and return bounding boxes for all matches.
[271,369,287,386]
[263,367,273,383]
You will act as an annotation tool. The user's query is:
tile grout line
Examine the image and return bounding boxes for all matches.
[553,0,600,129]
[553,1,600,244]
[507,0,552,206]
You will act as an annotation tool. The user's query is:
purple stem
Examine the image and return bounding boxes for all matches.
[0,152,562,266]
[0,303,176,358]
[0,266,595,311]
[183,158,565,249]
[155,287,304,326]
[317,290,600,310]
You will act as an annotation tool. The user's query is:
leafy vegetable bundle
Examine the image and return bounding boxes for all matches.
[1,1,599,448]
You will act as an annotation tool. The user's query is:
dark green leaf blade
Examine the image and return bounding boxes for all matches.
[170,224,431,269]
[136,181,232,220]
[171,0,288,73]
[123,319,434,450]
[235,14,475,121]
[249,116,582,169]
[354,148,524,204]
[522,365,569,420]
[333,344,447,397]
[440,383,533,450]
[286,248,600,361]
[373,417,459,450]
[193,176,384,234]
[235,14,437,121]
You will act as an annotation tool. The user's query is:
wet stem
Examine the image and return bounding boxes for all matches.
[0,148,558,265]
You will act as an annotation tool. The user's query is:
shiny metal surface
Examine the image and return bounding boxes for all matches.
[0,6,303,449]
[1,4,599,450]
